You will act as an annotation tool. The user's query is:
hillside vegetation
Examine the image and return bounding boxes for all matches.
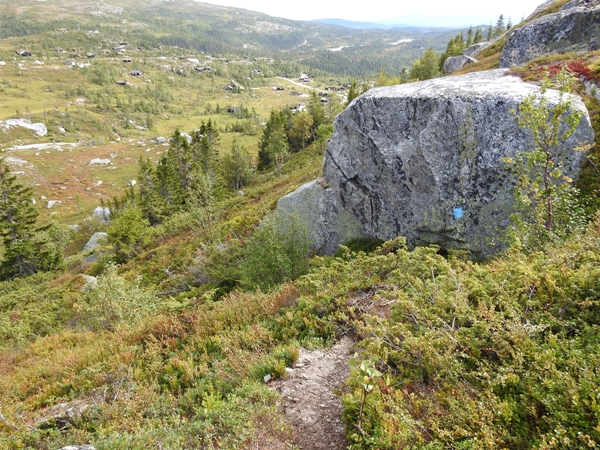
[1,0,600,449]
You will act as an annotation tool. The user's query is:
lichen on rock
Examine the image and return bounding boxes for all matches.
[500,2,600,68]
[275,69,594,258]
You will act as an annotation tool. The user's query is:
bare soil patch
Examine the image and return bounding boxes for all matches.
[271,337,355,450]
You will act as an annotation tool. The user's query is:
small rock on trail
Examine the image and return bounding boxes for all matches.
[272,336,354,449]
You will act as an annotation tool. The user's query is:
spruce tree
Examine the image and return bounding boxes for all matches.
[223,140,252,190]
[192,119,220,178]
[308,92,326,131]
[494,15,506,38]
[168,129,193,190]
[0,162,52,279]
[466,27,474,46]
[155,154,185,218]
[137,156,162,225]
[346,80,360,107]
[474,28,484,44]
[258,109,289,171]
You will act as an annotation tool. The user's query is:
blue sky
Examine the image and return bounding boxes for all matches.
[197,0,546,27]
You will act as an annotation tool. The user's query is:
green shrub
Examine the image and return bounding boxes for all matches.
[106,208,150,263]
[241,212,310,291]
[78,263,160,331]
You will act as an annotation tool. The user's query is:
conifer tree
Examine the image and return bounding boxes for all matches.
[223,140,252,190]
[137,156,162,225]
[474,28,484,44]
[494,15,506,38]
[0,162,57,279]
[308,91,326,131]
[168,129,193,190]
[440,34,465,70]
[258,109,289,171]
[155,154,185,217]
[346,80,360,106]
[466,27,474,47]
[192,119,220,178]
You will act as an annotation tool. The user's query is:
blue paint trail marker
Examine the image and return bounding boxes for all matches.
[453,207,464,219]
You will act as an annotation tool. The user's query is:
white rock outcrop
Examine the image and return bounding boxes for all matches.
[0,119,47,136]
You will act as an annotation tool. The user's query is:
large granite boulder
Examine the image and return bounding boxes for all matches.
[276,69,593,258]
[443,55,477,74]
[500,1,600,68]
[462,42,489,57]
[274,178,367,255]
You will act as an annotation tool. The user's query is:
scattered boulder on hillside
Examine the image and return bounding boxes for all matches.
[80,274,98,291]
[462,42,489,57]
[35,401,91,430]
[500,2,600,67]
[3,156,29,166]
[59,446,96,450]
[93,205,111,223]
[83,232,107,252]
[88,158,112,166]
[585,79,600,102]
[443,55,477,74]
[46,200,61,209]
[274,69,594,258]
[0,118,47,136]
[444,42,490,75]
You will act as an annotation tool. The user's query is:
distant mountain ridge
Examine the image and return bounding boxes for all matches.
[307,18,454,33]
[0,0,465,76]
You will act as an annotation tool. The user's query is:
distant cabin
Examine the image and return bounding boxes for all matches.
[290,103,306,112]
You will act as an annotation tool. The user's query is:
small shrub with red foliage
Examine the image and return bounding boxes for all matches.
[519,59,596,82]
